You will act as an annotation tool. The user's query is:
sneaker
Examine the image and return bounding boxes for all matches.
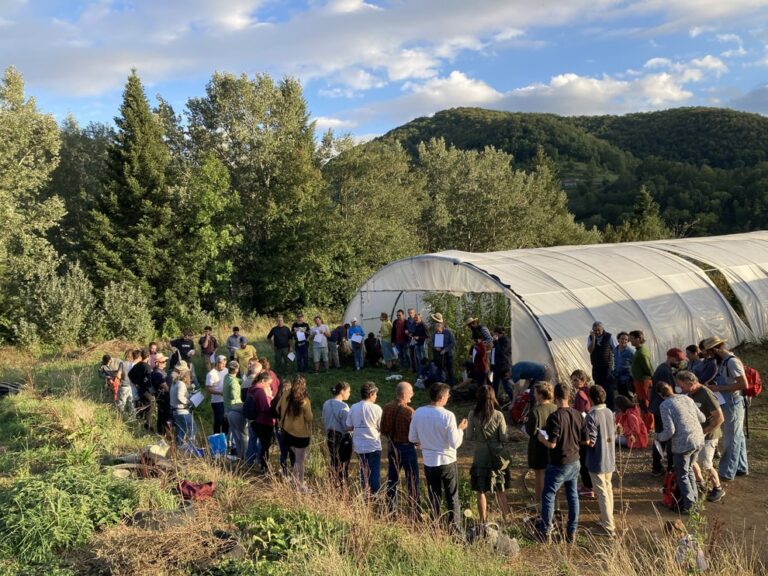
[565,531,577,544]
[707,486,725,503]
[578,487,595,498]
[736,470,749,477]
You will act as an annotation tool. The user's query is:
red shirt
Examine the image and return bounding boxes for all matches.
[392,319,407,344]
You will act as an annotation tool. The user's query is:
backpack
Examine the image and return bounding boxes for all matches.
[270,386,284,419]
[662,470,680,510]
[743,365,763,398]
[510,390,530,424]
[243,392,259,421]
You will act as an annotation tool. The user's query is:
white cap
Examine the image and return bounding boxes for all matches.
[352,317,358,322]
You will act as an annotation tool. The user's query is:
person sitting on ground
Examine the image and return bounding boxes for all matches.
[615,395,648,449]
[676,370,725,503]
[654,381,706,514]
[278,375,314,492]
[570,369,594,498]
[525,381,557,508]
[419,357,441,389]
[364,332,381,368]
[535,382,586,543]
[585,385,616,537]
[347,382,383,498]
[466,385,511,526]
[322,381,352,487]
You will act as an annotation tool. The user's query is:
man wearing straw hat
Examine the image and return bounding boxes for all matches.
[702,336,749,482]
[431,313,456,387]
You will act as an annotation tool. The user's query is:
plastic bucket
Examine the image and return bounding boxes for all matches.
[207,433,227,457]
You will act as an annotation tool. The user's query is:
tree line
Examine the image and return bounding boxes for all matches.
[0,68,601,349]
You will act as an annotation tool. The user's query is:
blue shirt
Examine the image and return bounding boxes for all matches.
[511,361,546,382]
[613,346,635,378]
[432,328,455,354]
[347,324,364,342]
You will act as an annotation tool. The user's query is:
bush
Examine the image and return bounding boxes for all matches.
[101,279,155,342]
[0,465,139,563]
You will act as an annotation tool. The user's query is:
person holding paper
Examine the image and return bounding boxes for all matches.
[677,370,725,503]
[267,316,293,375]
[170,362,196,449]
[292,313,310,373]
[430,313,455,387]
[348,318,365,371]
[392,309,409,370]
[310,316,331,373]
[206,355,229,436]
[702,337,749,482]
[534,382,586,543]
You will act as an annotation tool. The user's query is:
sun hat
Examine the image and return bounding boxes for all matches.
[155,353,168,363]
[173,360,190,372]
[701,336,726,350]
[431,313,444,324]
[465,317,479,325]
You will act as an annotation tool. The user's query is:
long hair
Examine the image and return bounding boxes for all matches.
[473,384,498,424]
[288,375,308,418]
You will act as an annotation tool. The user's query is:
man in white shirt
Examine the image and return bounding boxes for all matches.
[408,383,468,531]
[310,316,331,373]
[206,355,229,436]
[346,382,383,497]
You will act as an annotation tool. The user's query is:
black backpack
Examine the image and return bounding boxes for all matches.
[243,392,259,421]
[270,386,285,419]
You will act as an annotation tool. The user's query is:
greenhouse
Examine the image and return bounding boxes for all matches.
[343,231,768,379]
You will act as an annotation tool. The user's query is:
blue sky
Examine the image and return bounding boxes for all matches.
[2,0,768,138]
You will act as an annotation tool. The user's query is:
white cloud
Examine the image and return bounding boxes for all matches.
[324,0,382,14]
[691,55,728,75]
[690,25,716,37]
[717,33,747,57]
[313,115,358,130]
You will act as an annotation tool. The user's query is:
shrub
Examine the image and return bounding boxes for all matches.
[101,279,155,342]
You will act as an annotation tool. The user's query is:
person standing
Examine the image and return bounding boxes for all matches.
[226,327,241,360]
[381,381,419,515]
[206,355,229,436]
[650,348,685,476]
[153,354,172,437]
[234,337,258,378]
[629,330,654,431]
[585,385,616,537]
[392,309,409,369]
[412,313,429,370]
[327,323,346,369]
[170,363,195,449]
[677,370,726,503]
[129,349,154,431]
[405,308,419,372]
[491,327,512,399]
[246,371,276,472]
[323,382,352,486]
[430,313,456,387]
[703,337,749,482]
[587,322,618,411]
[347,318,365,371]
[278,376,314,492]
[347,382,383,497]
[655,381,705,514]
[310,316,331,373]
[169,330,195,371]
[224,360,248,459]
[199,326,219,374]
[408,383,468,532]
[613,332,635,399]
[267,316,293,375]
[379,312,395,370]
[292,313,311,373]
[465,385,511,525]
[525,382,557,507]
[535,383,585,543]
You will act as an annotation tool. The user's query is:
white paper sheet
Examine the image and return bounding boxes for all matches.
[654,440,664,455]
[287,352,296,361]
[537,428,549,441]
[714,391,727,405]
[490,349,495,365]
[190,392,205,408]
[351,334,363,344]
[296,331,306,342]
[313,333,325,344]
[434,334,445,348]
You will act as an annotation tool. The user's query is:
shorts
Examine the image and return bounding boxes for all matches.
[313,346,329,364]
[470,463,512,494]
[697,437,718,471]
[282,430,310,449]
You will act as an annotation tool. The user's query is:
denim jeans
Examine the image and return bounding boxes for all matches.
[538,460,580,536]
[352,342,363,370]
[673,449,699,512]
[424,462,461,530]
[358,450,382,496]
[413,343,426,369]
[434,352,454,386]
[386,442,420,513]
[719,393,748,480]
[226,407,248,458]
[395,343,409,367]
[275,428,291,472]
[295,344,309,373]
[246,421,262,466]
[173,412,195,448]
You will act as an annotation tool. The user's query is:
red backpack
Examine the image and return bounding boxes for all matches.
[662,470,680,510]
[510,389,530,424]
[743,365,763,398]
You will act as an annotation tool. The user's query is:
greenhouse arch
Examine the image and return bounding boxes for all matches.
[343,231,768,380]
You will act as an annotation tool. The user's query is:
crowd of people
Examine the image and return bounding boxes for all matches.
[97,314,755,542]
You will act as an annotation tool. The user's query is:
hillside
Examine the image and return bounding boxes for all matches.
[377,107,768,234]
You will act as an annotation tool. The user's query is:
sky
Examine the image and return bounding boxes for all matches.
[2,0,768,138]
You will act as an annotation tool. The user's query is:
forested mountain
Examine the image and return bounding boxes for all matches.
[379,107,768,235]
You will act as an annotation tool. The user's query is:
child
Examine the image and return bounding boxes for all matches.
[615,395,648,449]
[571,369,594,497]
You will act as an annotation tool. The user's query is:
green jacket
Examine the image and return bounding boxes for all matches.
[631,344,653,381]
[223,373,242,410]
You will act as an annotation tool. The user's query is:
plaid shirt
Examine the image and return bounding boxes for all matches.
[381,400,414,444]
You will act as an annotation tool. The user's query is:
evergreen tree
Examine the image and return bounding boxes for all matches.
[603,185,672,242]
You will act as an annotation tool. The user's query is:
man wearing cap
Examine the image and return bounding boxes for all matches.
[346,382,383,497]
[267,316,293,375]
[587,322,618,410]
[226,327,241,360]
[206,355,229,436]
[431,313,456,387]
[703,337,749,481]
[649,348,686,476]
[629,330,654,430]
[348,318,365,371]
[292,313,310,373]
[408,383,468,532]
